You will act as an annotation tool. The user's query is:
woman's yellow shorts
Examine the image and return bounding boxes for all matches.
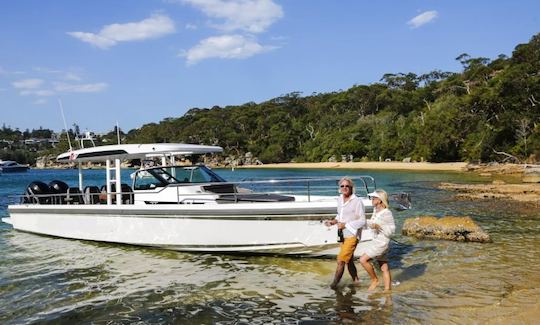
[337,237,358,263]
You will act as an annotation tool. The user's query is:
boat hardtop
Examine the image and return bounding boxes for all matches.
[57,143,223,162]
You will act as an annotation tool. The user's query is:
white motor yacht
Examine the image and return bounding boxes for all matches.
[2,143,378,256]
[0,160,29,173]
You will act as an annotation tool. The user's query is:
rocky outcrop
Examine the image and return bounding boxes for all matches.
[222,152,263,167]
[402,216,491,243]
[465,162,526,175]
[522,167,540,183]
[35,155,68,169]
[439,182,540,203]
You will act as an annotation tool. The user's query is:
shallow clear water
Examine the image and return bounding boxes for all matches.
[1,168,539,324]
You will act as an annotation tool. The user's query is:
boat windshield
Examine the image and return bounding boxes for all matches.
[133,165,226,190]
[166,165,226,183]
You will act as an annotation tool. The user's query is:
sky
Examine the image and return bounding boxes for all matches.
[1,0,539,134]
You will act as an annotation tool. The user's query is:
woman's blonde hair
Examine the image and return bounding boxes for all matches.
[374,189,389,208]
[339,177,355,193]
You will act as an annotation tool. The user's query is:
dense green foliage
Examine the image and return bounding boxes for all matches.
[126,34,540,163]
[0,126,56,164]
[4,34,540,165]
[0,124,126,165]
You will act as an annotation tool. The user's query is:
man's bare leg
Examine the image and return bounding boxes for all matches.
[331,261,346,289]
[347,259,360,285]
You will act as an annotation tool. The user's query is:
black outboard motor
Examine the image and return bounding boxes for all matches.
[48,180,69,204]
[24,181,51,204]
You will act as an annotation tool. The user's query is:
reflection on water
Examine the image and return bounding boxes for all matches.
[1,169,540,323]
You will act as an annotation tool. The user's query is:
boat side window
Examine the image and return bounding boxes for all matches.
[133,170,167,190]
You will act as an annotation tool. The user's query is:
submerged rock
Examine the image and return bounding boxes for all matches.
[402,216,491,243]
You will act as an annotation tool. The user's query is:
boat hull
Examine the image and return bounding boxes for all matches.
[7,202,344,256]
[0,166,29,173]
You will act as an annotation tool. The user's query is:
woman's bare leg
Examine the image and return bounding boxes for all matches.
[359,254,378,290]
[378,261,391,292]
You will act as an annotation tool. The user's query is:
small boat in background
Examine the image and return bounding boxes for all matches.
[0,160,30,173]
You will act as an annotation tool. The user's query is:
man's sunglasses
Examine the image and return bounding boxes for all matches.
[339,185,352,188]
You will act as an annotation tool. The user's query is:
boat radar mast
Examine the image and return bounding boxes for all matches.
[75,131,96,149]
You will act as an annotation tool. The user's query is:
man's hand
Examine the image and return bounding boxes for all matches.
[337,222,346,230]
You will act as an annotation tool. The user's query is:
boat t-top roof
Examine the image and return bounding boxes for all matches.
[57,143,223,163]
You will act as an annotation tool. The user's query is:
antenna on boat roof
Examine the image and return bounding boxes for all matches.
[116,121,121,145]
[58,99,73,151]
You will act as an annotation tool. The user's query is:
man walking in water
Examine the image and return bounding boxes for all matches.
[325,177,366,289]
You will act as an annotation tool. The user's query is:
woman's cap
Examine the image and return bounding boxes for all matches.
[367,192,381,199]
[368,190,389,208]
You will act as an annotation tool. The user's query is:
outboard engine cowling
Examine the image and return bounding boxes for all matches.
[48,180,69,204]
[24,181,50,204]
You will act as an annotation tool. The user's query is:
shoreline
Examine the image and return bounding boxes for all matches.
[238,161,469,172]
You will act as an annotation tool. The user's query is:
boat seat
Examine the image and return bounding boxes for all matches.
[120,184,134,204]
[66,187,83,205]
[216,193,295,203]
[84,186,101,204]
[100,183,134,204]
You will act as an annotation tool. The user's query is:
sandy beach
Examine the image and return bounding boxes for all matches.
[240,161,469,171]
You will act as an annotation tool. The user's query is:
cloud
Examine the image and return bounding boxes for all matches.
[407,10,438,28]
[182,0,283,33]
[185,23,198,30]
[0,67,25,76]
[68,14,176,49]
[12,78,44,89]
[33,67,83,81]
[54,82,108,93]
[63,72,82,81]
[182,34,275,65]
[33,99,48,105]
[19,89,55,96]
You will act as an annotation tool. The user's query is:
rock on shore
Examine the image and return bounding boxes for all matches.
[402,216,491,243]
[439,182,540,203]
[522,168,540,183]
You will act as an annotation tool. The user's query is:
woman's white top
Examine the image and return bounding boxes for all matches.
[364,208,396,257]
[335,194,366,238]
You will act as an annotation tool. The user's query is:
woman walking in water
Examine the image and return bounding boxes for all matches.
[359,189,396,292]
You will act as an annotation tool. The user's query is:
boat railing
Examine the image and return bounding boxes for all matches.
[148,175,376,204]
[12,190,133,206]
[11,175,376,205]
[226,175,374,197]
